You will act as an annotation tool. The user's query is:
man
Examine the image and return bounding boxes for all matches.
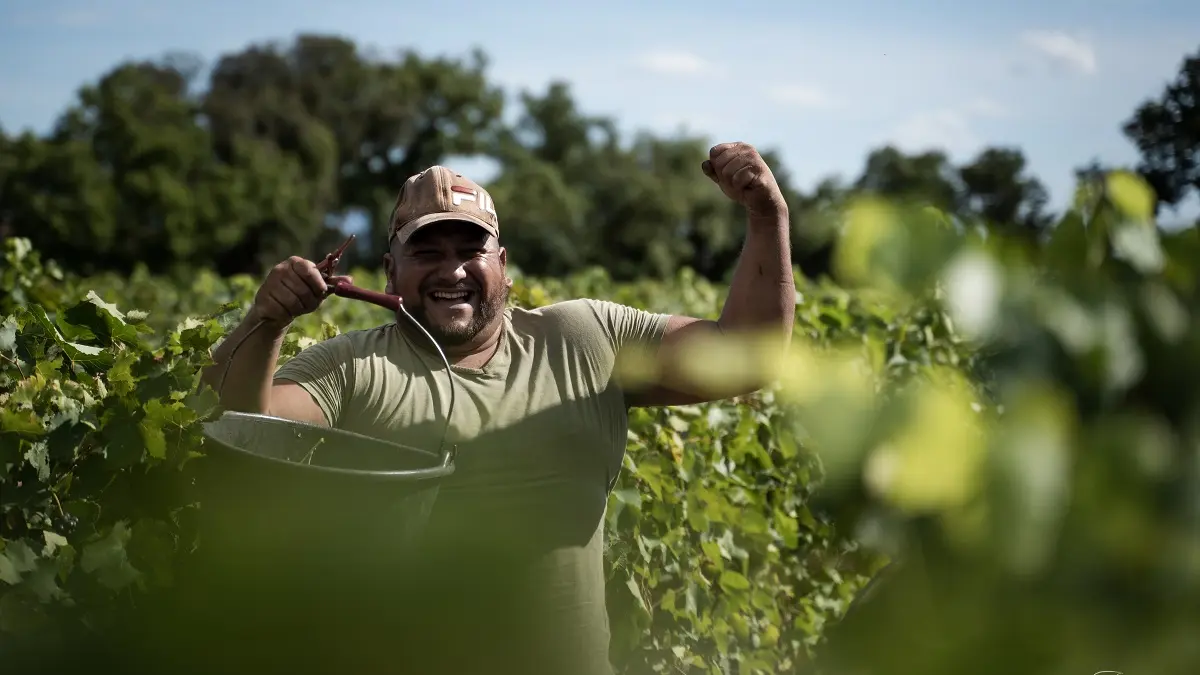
[200,142,795,674]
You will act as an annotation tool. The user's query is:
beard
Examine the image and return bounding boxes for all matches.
[406,283,510,347]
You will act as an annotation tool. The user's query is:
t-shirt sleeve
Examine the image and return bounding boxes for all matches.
[272,334,357,427]
[582,299,672,355]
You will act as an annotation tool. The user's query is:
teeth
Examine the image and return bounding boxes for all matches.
[431,291,470,301]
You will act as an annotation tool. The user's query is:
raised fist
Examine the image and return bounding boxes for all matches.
[701,142,787,218]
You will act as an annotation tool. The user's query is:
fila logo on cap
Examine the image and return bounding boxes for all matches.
[450,185,496,217]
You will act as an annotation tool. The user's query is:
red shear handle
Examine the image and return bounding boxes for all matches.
[328,278,403,312]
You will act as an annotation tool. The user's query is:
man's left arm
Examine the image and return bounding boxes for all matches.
[628,142,796,407]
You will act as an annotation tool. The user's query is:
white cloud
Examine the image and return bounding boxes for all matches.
[766,84,836,109]
[1020,30,1097,75]
[890,109,979,157]
[883,94,1017,159]
[635,50,723,77]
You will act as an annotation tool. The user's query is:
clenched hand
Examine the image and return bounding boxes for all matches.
[252,256,352,328]
[701,142,788,219]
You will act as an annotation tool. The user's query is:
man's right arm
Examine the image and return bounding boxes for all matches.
[199,254,352,427]
[198,306,331,426]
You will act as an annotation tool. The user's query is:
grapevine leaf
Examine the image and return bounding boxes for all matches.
[60,341,114,369]
[25,564,66,603]
[0,316,17,353]
[42,531,68,555]
[59,290,141,347]
[140,398,198,461]
[719,570,751,593]
[2,540,38,579]
[24,441,50,481]
[0,409,43,436]
[106,351,138,396]
[80,522,141,591]
[22,304,115,370]
[0,553,20,584]
[35,357,62,380]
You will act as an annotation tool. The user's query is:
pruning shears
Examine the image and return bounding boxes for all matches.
[314,234,403,312]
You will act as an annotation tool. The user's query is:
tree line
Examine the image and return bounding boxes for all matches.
[0,35,1196,282]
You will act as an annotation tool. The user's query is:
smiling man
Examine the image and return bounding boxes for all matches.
[382,169,511,353]
[201,143,796,675]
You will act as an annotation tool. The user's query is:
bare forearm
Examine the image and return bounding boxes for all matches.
[199,307,289,413]
[718,211,796,342]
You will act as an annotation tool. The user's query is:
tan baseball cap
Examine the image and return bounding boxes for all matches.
[387,166,500,246]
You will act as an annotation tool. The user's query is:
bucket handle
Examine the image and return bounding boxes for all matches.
[394,302,459,468]
[311,233,458,467]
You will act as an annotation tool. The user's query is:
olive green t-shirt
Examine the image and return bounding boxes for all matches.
[273,298,671,674]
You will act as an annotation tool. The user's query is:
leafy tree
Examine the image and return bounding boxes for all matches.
[854,146,962,213]
[790,176,852,281]
[0,58,348,277]
[203,35,507,254]
[3,33,1197,290]
[492,82,764,282]
[1122,46,1200,211]
[849,145,1052,239]
[958,146,1052,237]
[487,82,609,276]
[0,124,18,241]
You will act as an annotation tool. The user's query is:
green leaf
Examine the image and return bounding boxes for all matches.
[140,398,198,461]
[58,290,141,347]
[61,340,115,368]
[0,409,44,436]
[718,570,751,593]
[1105,170,1156,222]
[0,316,17,353]
[80,522,141,591]
[1,540,38,580]
[24,441,50,481]
[42,531,69,555]
[106,351,139,396]
[0,553,20,585]
[625,577,650,616]
[25,564,66,603]
[23,304,115,369]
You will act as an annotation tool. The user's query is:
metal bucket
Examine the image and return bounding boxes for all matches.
[193,412,454,580]
[128,315,471,674]
[132,300,471,672]
[186,307,461,593]
[78,413,457,673]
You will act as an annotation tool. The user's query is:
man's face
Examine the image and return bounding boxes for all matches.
[384,220,510,346]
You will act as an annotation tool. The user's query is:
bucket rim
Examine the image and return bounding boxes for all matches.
[201,411,456,482]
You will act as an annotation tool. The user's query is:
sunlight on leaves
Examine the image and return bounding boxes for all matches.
[941,247,1003,341]
[863,367,987,513]
[1105,170,1156,224]
[776,342,879,485]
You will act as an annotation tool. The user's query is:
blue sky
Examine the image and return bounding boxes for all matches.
[2,0,1198,223]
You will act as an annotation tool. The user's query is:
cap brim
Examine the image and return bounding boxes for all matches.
[392,212,498,245]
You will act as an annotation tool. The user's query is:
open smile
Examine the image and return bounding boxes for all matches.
[426,289,476,308]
